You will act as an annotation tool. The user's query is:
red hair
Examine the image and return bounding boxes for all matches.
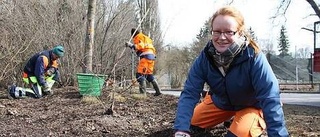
[211,6,260,54]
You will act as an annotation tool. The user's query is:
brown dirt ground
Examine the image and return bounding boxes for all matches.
[0,86,319,137]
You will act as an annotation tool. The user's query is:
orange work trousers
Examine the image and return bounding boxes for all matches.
[137,58,154,74]
[191,94,266,137]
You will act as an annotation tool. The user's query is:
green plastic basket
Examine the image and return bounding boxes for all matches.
[76,73,106,96]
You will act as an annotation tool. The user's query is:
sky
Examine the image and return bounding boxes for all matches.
[158,0,319,53]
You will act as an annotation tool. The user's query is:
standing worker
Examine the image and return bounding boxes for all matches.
[125,28,161,96]
[8,45,64,99]
[174,6,289,137]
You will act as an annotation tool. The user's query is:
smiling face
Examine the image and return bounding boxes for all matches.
[210,6,245,53]
[211,15,239,53]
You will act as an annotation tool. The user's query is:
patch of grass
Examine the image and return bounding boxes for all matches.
[81,96,100,104]
[108,92,127,102]
[131,93,147,99]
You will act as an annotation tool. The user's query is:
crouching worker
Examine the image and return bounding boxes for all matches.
[8,45,64,99]
[174,6,288,137]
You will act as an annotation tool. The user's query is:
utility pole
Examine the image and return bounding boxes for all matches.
[295,45,298,90]
[310,53,314,88]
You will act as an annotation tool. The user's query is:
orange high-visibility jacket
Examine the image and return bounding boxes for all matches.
[133,32,156,58]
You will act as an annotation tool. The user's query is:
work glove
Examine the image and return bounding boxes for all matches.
[42,83,52,95]
[53,69,60,81]
[174,131,190,137]
[125,42,134,48]
[45,67,56,76]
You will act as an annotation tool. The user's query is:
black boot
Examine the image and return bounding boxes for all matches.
[7,85,16,99]
[223,117,234,128]
[139,80,146,94]
[190,125,206,134]
[151,80,161,96]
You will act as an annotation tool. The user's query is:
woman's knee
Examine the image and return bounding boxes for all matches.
[229,108,266,137]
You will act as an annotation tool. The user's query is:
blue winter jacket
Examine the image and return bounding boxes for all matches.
[24,50,56,86]
[174,41,289,136]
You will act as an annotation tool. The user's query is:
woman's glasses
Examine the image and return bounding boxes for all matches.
[211,31,237,37]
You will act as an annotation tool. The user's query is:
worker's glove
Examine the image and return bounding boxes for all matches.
[45,67,56,76]
[42,84,52,95]
[53,69,60,81]
[174,131,190,137]
[125,42,134,48]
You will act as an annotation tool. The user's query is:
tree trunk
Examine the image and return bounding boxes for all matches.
[83,0,97,73]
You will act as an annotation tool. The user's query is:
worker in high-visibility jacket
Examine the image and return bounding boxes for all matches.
[7,45,64,99]
[125,28,161,96]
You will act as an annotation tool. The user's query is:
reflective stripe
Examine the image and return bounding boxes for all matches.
[16,87,26,97]
[12,87,26,98]
[140,51,154,56]
[14,87,19,98]
[23,75,55,85]
[144,43,153,47]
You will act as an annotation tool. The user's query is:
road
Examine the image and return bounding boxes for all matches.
[148,89,320,107]
[280,93,320,107]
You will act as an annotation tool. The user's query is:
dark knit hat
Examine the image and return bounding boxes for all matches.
[52,45,64,57]
[131,28,139,37]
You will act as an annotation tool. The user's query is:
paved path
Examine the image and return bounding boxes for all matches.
[148,90,320,107]
[280,93,320,107]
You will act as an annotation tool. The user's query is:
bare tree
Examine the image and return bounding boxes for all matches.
[83,0,97,73]
[306,0,320,19]
[0,0,148,87]
[259,39,275,55]
[298,47,312,59]
[276,0,320,20]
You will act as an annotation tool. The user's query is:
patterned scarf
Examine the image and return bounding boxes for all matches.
[207,37,247,71]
